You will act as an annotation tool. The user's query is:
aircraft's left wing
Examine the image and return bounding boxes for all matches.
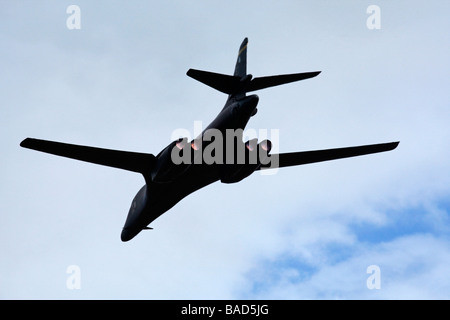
[20,138,155,174]
[258,141,399,170]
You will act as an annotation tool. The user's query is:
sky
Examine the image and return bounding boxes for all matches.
[1,1,449,299]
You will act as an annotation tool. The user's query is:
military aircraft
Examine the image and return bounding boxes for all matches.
[20,38,399,241]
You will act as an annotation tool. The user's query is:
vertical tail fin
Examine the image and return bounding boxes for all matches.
[234,37,248,77]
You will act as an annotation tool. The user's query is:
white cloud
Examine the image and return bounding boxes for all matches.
[240,233,450,299]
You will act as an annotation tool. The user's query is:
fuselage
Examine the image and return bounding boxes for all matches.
[120,94,259,241]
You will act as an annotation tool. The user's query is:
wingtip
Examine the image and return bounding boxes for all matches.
[385,141,400,151]
[20,138,31,148]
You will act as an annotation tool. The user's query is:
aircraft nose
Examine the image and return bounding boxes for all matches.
[120,228,134,242]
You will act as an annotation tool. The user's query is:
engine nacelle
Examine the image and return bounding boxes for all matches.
[151,138,193,183]
[220,139,272,184]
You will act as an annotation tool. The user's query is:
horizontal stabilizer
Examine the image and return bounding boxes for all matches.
[187,69,321,95]
[20,138,155,174]
[187,69,241,94]
[247,71,321,92]
[259,141,399,169]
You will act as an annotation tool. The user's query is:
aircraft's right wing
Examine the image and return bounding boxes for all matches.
[258,141,399,170]
[20,138,155,174]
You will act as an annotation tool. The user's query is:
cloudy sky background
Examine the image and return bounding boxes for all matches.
[1,1,449,299]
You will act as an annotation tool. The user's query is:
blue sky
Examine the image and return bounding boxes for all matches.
[1,1,449,299]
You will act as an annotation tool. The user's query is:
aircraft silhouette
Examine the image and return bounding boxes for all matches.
[20,38,399,241]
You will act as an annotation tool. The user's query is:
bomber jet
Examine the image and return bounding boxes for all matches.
[20,38,399,241]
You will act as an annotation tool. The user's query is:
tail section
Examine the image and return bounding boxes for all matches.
[234,37,248,77]
[186,38,321,95]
